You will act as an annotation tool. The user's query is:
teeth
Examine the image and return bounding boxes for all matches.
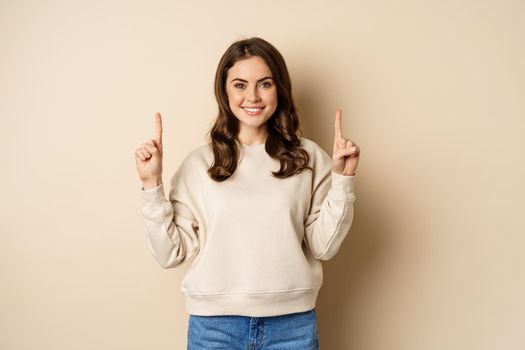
[244,107,262,112]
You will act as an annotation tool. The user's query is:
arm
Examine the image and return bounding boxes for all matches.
[304,154,357,261]
[140,165,200,268]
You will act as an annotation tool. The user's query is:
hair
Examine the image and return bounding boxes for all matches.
[206,37,312,182]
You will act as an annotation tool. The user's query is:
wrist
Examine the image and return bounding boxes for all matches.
[142,178,162,189]
[332,170,356,176]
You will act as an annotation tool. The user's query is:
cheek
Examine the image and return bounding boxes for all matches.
[264,91,278,107]
[264,88,277,101]
[227,92,243,106]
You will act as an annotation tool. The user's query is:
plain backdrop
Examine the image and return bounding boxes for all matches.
[1,0,524,349]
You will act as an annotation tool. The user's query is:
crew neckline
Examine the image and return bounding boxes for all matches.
[241,142,266,152]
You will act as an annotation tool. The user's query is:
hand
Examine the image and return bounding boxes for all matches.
[332,109,360,176]
[135,112,164,187]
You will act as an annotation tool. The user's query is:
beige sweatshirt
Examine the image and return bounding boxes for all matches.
[140,137,356,317]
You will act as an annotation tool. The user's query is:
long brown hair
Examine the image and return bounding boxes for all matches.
[206,37,312,182]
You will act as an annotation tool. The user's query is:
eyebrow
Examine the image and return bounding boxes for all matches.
[230,76,273,83]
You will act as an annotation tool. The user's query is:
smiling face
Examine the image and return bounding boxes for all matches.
[225,55,278,144]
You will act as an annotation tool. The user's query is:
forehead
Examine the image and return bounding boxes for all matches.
[226,56,272,79]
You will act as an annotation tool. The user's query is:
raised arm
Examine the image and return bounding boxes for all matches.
[135,113,200,268]
[304,109,360,260]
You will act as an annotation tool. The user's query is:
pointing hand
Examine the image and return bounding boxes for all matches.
[332,109,360,176]
[135,112,164,188]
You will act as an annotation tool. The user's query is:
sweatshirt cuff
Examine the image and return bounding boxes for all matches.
[140,183,167,205]
[329,171,356,200]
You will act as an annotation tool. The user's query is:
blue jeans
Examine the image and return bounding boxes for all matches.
[187,308,319,349]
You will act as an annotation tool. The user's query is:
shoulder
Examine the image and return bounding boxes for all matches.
[174,143,213,178]
[299,137,332,181]
[169,143,211,193]
[180,143,213,166]
[299,137,331,163]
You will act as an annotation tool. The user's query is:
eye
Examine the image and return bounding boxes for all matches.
[261,81,272,88]
[233,83,245,89]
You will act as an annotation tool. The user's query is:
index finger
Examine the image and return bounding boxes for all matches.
[334,108,342,139]
[155,112,163,146]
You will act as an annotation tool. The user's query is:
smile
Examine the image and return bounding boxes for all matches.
[242,107,265,115]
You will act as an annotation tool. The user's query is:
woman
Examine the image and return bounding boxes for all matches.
[135,37,360,349]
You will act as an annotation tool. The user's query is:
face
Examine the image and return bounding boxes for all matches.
[225,56,278,139]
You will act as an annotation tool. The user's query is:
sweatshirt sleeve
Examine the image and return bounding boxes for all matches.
[139,163,200,269]
[303,147,356,261]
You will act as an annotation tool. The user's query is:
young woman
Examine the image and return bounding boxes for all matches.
[135,37,360,349]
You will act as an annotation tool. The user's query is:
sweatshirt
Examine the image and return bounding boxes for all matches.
[139,136,357,317]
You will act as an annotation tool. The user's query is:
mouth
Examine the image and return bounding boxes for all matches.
[242,106,265,116]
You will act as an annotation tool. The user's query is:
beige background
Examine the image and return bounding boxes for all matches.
[1,0,524,349]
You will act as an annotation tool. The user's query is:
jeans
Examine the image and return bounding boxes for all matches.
[187,308,319,349]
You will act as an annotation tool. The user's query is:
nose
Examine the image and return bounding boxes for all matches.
[246,86,261,102]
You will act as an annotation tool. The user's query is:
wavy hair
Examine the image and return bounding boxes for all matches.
[206,37,312,182]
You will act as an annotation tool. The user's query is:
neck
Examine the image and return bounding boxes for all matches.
[237,127,269,146]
